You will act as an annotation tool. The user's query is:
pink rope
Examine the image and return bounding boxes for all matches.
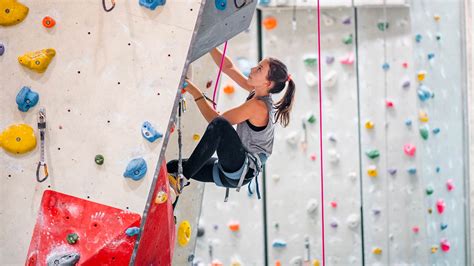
[317,0,326,265]
[212,41,228,109]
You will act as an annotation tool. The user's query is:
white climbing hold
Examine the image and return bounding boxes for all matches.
[305,72,318,87]
[346,214,360,229]
[328,149,340,164]
[272,174,281,182]
[324,71,338,88]
[306,198,319,214]
[286,131,299,146]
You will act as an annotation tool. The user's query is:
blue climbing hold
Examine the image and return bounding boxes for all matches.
[405,119,412,126]
[417,85,434,102]
[125,227,140,236]
[408,168,417,175]
[415,34,422,43]
[433,128,440,134]
[382,63,390,71]
[427,53,435,60]
[272,240,287,248]
[0,43,5,56]
[124,158,147,181]
[259,0,270,5]
[141,121,162,142]
[440,223,448,230]
[183,81,188,88]
[436,166,441,173]
[215,0,226,10]
[16,86,39,112]
[139,0,165,10]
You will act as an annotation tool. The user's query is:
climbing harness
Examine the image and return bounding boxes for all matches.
[36,108,49,183]
[102,0,116,12]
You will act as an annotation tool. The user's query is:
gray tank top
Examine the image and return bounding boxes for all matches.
[236,91,275,158]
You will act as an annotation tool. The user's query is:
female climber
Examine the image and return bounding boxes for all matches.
[167,47,296,203]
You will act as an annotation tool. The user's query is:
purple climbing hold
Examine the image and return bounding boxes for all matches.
[330,221,338,228]
[388,169,397,176]
[0,43,4,56]
[325,56,335,65]
[342,17,351,25]
[402,80,410,89]
[373,209,381,215]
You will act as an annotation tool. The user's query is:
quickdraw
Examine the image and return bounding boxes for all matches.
[102,0,116,12]
[36,108,49,183]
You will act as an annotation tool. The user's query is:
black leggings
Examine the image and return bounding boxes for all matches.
[166,116,255,188]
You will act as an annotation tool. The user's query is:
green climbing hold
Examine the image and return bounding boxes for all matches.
[343,34,353,45]
[365,149,380,159]
[426,187,434,195]
[419,126,429,140]
[304,58,317,67]
[95,154,104,165]
[377,22,389,31]
[67,233,79,244]
[307,114,316,124]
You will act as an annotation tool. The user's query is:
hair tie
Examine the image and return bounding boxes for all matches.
[286,74,292,82]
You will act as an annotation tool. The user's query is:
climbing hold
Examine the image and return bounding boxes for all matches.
[328,134,336,142]
[366,149,380,159]
[418,85,434,101]
[303,54,317,67]
[415,34,422,43]
[365,120,374,129]
[426,186,434,195]
[94,154,104,165]
[405,119,412,126]
[42,16,55,28]
[206,80,213,88]
[435,33,442,41]
[446,179,455,191]
[431,245,438,253]
[372,247,382,255]
[428,208,433,214]
[307,114,316,124]
[340,53,354,65]
[328,149,340,164]
[342,34,353,45]
[440,239,450,252]
[382,63,390,71]
[408,167,417,175]
[367,165,377,177]
[417,71,426,82]
[427,53,435,60]
[66,233,79,244]
[387,168,397,176]
[274,222,279,230]
[141,121,163,142]
[46,253,80,266]
[211,259,223,266]
[326,56,335,65]
[123,157,147,181]
[436,199,445,214]
[306,199,319,214]
[312,259,320,266]
[18,48,56,73]
[0,43,5,56]
[125,227,140,237]
[272,239,287,248]
[440,223,448,230]
[286,131,298,146]
[16,86,39,112]
[324,71,337,88]
[0,123,36,154]
[272,174,280,182]
[373,209,381,215]
[230,260,242,266]
[290,256,303,266]
[419,126,429,140]
[0,0,29,26]
[192,134,200,141]
[154,190,167,204]
[402,62,409,68]
[263,16,277,30]
[436,166,441,173]
[330,201,337,208]
[386,100,394,108]
[402,80,410,89]
[433,128,440,134]
[139,0,165,10]
[215,0,226,10]
[346,214,360,229]
[342,17,351,25]
[377,22,389,31]
[223,85,235,94]
[433,15,441,22]
[178,220,191,247]
[236,57,251,77]
[228,221,240,232]
[403,143,416,156]
[419,110,429,122]
[305,72,318,87]
[322,14,334,26]
[259,0,271,5]
[412,226,420,233]
[197,225,205,237]
[213,224,218,230]
[310,153,317,161]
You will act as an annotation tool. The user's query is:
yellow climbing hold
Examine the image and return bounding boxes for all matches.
[0,123,36,154]
[417,71,426,82]
[0,0,29,26]
[178,220,191,247]
[192,134,200,141]
[373,247,382,255]
[154,191,167,204]
[365,120,374,129]
[431,245,438,253]
[230,261,241,266]
[433,15,440,22]
[18,48,56,73]
[312,259,320,266]
[367,165,378,177]
[419,110,429,123]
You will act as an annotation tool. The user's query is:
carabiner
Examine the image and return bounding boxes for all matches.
[36,161,49,183]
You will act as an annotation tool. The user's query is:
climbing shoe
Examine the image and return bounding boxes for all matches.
[168,173,189,197]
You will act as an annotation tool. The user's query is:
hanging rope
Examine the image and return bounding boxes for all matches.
[102,0,116,12]
[211,41,228,109]
[316,0,326,265]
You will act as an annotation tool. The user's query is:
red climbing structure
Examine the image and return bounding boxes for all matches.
[25,190,141,265]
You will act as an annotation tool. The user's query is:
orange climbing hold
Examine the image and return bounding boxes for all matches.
[223,85,235,94]
[263,16,277,30]
[228,222,240,232]
[42,16,56,28]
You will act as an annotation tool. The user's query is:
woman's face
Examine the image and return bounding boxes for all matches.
[248,58,272,91]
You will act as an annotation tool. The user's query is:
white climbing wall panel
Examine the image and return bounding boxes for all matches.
[0,0,201,264]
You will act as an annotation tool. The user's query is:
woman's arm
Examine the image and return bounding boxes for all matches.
[210,48,253,92]
[185,80,219,123]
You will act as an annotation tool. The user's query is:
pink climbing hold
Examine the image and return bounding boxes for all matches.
[436,199,446,214]
[340,53,354,65]
[402,62,408,68]
[440,239,450,252]
[412,226,420,233]
[330,201,337,208]
[446,179,455,191]
[403,143,416,157]
[385,100,394,108]
[310,154,317,161]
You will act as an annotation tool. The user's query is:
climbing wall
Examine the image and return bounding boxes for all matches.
[0,0,258,264]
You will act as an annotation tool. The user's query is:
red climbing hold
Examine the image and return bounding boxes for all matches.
[42,16,56,28]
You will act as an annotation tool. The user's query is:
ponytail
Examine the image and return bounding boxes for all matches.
[267,58,296,128]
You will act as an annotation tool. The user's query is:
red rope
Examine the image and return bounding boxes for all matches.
[317,0,326,265]
[212,41,228,109]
